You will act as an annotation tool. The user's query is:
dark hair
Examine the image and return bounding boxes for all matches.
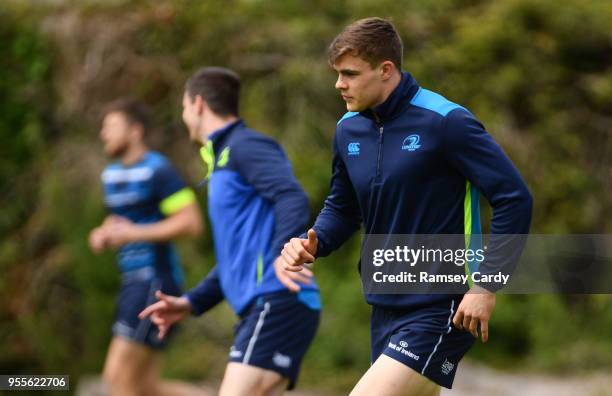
[103,98,152,134]
[185,67,240,116]
[328,17,403,70]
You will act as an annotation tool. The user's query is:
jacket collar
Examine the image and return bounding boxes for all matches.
[366,71,420,122]
[199,119,242,180]
[208,118,243,147]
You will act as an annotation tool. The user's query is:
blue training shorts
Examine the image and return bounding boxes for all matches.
[229,290,321,390]
[371,297,475,389]
[112,267,182,349]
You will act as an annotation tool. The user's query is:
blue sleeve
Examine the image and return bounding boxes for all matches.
[307,131,362,257]
[233,136,310,258]
[184,266,224,316]
[152,162,187,201]
[444,109,533,290]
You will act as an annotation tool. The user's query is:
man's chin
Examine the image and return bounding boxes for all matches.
[188,133,200,144]
[184,127,202,144]
[104,146,122,158]
[346,102,363,112]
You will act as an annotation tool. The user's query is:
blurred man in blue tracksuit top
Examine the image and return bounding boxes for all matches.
[140,67,320,395]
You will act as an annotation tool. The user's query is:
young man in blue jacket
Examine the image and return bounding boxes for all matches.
[140,67,320,395]
[280,18,533,396]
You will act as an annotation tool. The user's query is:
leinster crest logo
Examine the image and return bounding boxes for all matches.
[402,134,421,151]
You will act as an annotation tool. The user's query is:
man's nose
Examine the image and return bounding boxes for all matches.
[335,76,347,90]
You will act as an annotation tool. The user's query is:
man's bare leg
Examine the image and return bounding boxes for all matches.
[104,337,212,396]
[350,354,440,396]
[103,337,155,396]
[219,362,289,396]
[142,356,213,396]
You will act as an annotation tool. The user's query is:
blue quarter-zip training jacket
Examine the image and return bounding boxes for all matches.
[310,72,533,309]
[185,120,319,316]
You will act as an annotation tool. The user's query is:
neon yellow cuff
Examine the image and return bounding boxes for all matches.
[160,187,197,216]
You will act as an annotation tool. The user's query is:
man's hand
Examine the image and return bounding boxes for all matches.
[88,227,108,253]
[452,285,496,342]
[104,216,139,248]
[138,290,192,340]
[89,215,133,252]
[280,229,318,272]
[274,256,313,293]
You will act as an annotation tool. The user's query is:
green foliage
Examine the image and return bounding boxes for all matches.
[0,9,53,236]
[0,0,611,393]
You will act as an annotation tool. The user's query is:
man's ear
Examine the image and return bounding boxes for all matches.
[194,94,206,115]
[380,60,397,81]
[130,122,146,141]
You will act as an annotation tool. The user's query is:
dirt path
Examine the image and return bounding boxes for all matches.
[445,361,612,396]
[75,376,327,396]
[76,362,612,395]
